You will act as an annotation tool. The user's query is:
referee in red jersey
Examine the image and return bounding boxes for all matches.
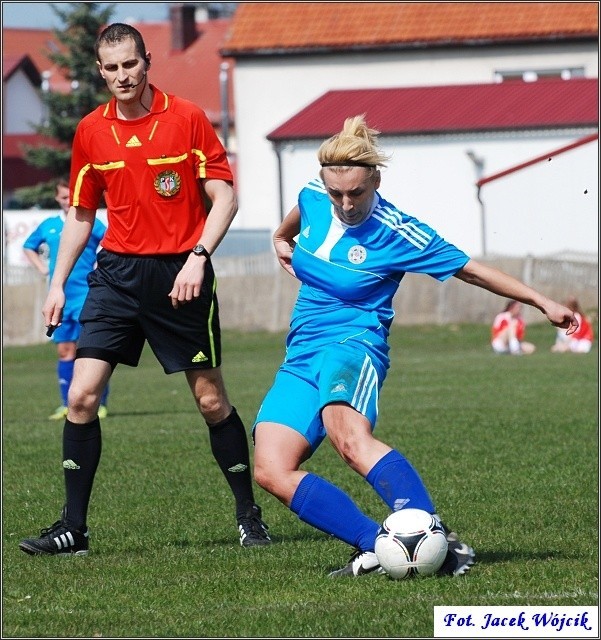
[19,23,271,556]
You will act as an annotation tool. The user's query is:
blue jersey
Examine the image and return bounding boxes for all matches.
[23,215,106,307]
[287,178,470,370]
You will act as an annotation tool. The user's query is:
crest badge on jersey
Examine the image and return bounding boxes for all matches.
[154,170,181,197]
[348,245,367,264]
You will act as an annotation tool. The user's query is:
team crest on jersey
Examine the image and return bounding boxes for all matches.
[154,170,181,197]
[348,245,367,264]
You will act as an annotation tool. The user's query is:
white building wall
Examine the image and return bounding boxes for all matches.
[231,41,598,256]
[480,136,598,258]
[3,72,44,134]
[277,129,598,258]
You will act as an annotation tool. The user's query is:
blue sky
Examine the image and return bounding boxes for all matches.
[2,2,171,28]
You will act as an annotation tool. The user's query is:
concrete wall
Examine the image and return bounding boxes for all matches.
[217,256,598,331]
[3,276,47,345]
[3,256,597,346]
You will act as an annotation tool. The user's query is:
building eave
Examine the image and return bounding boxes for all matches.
[221,34,597,58]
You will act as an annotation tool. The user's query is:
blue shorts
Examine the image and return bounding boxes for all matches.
[51,302,85,344]
[254,341,384,452]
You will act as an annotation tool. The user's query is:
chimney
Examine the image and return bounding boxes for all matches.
[170,3,198,52]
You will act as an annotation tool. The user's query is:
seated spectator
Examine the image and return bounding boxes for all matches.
[491,299,536,355]
[551,296,594,353]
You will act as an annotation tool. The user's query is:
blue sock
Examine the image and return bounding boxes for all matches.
[57,359,74,406]
[366,449,436,513]
[100,385,109,407]
[290,473,380,552]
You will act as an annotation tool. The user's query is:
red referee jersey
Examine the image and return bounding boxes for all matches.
[70,85,233,254]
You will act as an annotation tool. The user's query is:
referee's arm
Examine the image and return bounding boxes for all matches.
[43,205,96,327]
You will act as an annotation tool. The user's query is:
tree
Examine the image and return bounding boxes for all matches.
[13,2,115,208]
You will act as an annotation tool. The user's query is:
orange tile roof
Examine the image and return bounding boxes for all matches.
[3,53,26,79]
[1,28,65,72]
[3,53,41,86]
[2,20,234,125]
[2,28,71,92]
[135,19,234,124]
[222,2,598,53]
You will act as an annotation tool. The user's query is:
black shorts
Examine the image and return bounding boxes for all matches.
[76,250,221,374]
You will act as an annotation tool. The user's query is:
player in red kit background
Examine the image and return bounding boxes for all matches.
[20,23,271,556]
[491,299,536,355]
[551,296,595,353]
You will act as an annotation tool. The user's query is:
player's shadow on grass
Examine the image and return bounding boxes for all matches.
[206,529,328,547]
[99,408,197,418]
[113,530,327,554]
[471,549,567,564]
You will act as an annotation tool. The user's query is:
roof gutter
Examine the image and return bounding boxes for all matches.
[477,132,598,187]
[221,35,598,58]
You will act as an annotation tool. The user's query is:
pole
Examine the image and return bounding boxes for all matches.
[219,62,230,152]
[476,185,486,257]
[466,150,486,257]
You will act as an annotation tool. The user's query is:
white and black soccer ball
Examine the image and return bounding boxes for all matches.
[375,508,448,579]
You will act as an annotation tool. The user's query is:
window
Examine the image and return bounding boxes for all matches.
[493,67,585,82]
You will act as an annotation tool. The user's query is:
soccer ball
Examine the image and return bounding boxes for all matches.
[375,508,448,579]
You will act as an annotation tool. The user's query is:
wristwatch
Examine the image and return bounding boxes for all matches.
[191,243,210,259]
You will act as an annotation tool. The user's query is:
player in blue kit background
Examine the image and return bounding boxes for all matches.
[252,115,579,577]
[23,178,109,420]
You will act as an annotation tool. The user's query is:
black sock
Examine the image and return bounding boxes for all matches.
[62,418,102,530]
[207,407,255,519]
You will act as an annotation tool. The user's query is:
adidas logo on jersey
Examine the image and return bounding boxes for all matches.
[125,135,142,147]
[192,351,208,363]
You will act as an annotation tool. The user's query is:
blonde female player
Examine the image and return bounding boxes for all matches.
[252,115,578,577]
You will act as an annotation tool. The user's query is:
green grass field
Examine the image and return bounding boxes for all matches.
[2,324,598,638]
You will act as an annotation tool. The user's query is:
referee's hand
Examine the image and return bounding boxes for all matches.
[42,286,65,331]
[169,260,205,309]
